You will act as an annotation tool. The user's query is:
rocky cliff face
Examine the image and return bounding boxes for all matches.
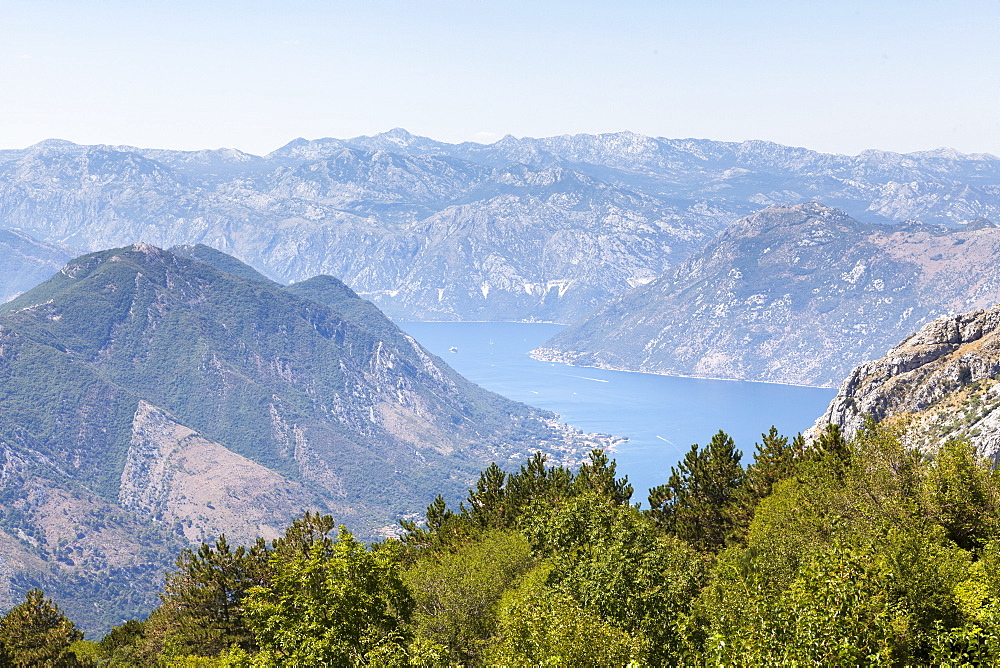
[120,401,322,545]
[3,130,1000,322]
[535,203,1000,387]
[812,304,1000,461]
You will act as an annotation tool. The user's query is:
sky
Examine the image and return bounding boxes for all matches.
[1,0,998,157]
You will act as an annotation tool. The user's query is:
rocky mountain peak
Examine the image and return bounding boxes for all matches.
[380,127,416,142]
[906,309,1000,347]
[266,136,351,161]
[964,217,996,231]
[28,138,79,150]
[723,201,869,240]
[128,241,162,255]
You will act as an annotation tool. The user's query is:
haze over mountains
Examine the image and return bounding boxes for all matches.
[0,229,72,302]
[537,203,1000,387]
[3,130,1000,323]
[6,129,1000,635]
[0,243,603,634]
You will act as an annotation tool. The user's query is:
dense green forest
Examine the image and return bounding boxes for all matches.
[6,422,1000,666]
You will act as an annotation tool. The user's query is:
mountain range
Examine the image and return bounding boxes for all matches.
[3,130,1000,322]
[0,229,71,302]
[535,203,1000,387]
[0,243,604,635]
[6,129,1000,635]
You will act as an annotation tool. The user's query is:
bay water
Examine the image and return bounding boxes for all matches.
[400,321,838,501]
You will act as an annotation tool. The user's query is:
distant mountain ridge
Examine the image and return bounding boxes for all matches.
[3,130,1000,321]
[0,228,72,302]
[0,243,605,635]
[535,203,1000,387]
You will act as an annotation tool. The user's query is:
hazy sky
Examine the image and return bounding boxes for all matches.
[2,0,998,156]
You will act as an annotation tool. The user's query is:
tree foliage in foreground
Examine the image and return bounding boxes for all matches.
[0,588,84,667]
[244,519,414,665]
[647,429,744,551]
[12,428,1000,666]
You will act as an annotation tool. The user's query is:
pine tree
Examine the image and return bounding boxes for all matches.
[730,427,803,539]
[466,462,509,528]
[505,451,575,514]
[812,423,851,466]
[424,494,453,532]
[647,430,744,551]
[153,533,269,656]
[271,511,338,558]
[0,588,84,667]
[573,449,634,505]
[746,428,801,503]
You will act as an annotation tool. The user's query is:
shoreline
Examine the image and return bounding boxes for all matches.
[528,348,839,390]
[398,320,839,390]
[395,318,570,326]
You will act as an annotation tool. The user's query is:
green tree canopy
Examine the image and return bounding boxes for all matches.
[648,429,744,551]
[244,518,413,665]
[404,530,535,664]
[0,588,84,667]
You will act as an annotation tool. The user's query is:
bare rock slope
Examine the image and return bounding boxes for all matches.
[120,401,320,545]
[813,303,1000,461]
[536,203,1000,387]
[4,131,1000,321]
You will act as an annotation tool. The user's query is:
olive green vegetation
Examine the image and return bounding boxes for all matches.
[13,422,1000,666]
[0,588,84,667]
[168,245,277,286]
[0,244,579,637]
[0,243,564,502]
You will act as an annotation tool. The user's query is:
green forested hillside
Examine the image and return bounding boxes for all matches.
[0,243,578,506]
[26,422,1000,666]
[0,243,601,636]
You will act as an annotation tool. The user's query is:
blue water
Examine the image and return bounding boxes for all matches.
[400,321,837,501]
